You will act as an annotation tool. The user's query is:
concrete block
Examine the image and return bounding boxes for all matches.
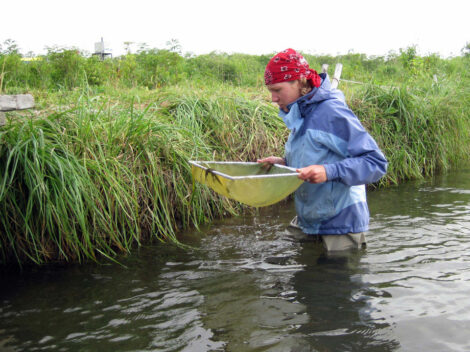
[0,112,5,126]
[0,94,35,111]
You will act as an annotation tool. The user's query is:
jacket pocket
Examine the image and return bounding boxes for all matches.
[298,182,336,222]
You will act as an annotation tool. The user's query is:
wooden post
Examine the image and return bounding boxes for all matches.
[321,63,343,88]
[331,63,343,89]
[0,94,35,126]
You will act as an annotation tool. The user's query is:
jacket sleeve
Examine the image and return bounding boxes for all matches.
[321,103,388,186]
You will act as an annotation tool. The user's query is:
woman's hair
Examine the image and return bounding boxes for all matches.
[290,77,312,96]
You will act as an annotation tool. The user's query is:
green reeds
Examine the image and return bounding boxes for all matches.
[350,81,470,186]
[0,86,286,265]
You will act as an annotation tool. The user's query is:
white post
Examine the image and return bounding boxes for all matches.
[331,63,343,89]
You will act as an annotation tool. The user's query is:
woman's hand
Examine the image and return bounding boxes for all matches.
[296,165,327,183]
[257,156,285,165]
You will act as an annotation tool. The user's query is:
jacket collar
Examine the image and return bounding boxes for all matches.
[283,73,331,115]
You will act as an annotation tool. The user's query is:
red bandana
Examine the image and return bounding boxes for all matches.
[264,48,321,88]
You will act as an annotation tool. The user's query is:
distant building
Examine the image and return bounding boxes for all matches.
[92,38,112,60]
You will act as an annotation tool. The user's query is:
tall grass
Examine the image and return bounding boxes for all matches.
[348,78,470,185]
[0,85,285,265]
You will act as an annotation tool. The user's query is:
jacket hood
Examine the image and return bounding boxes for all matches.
[284,73,346,115]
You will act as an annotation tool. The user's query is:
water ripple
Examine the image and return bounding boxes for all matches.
[1,170,470,351]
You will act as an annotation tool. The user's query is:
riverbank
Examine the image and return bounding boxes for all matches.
[1,54,470,265]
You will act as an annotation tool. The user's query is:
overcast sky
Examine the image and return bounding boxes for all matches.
[1,0,469,58]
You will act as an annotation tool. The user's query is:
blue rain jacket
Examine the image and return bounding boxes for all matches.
[280,74,387,235]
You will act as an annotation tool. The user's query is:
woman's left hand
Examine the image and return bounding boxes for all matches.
[296,165,327,184]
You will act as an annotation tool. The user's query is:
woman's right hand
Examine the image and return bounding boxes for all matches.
[257,156,285,165]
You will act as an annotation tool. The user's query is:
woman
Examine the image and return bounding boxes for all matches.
[258,49,388,251]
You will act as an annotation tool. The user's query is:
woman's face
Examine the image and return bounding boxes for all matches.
[267,81,302,112]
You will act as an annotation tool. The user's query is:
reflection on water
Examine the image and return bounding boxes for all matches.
[361,169,470,352]
[1,169,470,351]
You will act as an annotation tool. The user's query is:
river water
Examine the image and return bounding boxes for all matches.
[1,168,470,352]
